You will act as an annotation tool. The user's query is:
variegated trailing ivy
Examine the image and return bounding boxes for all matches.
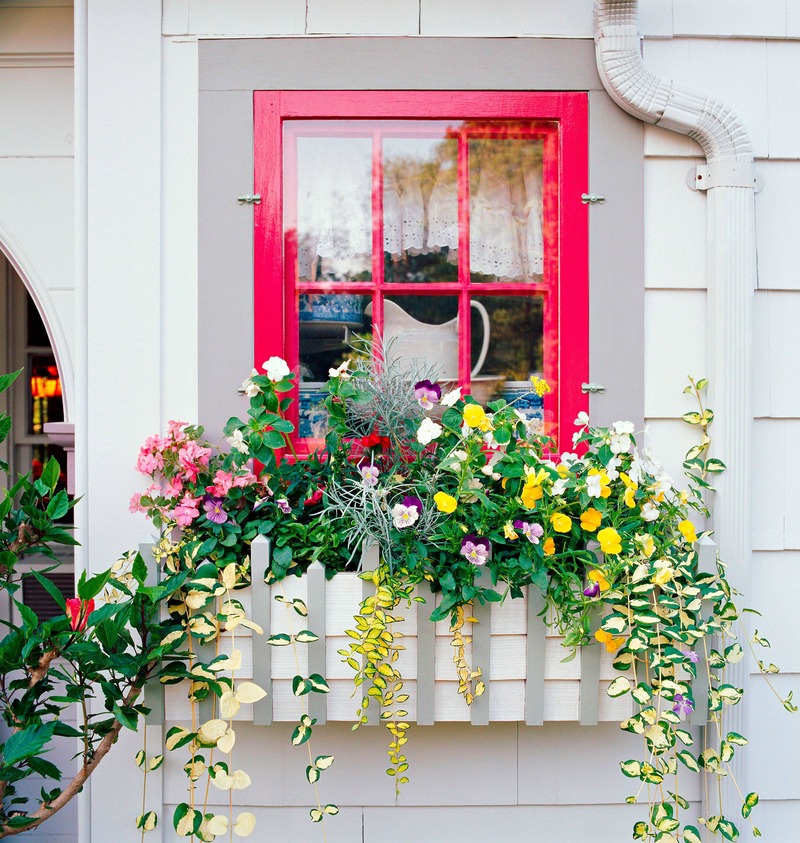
[131,355,796,841]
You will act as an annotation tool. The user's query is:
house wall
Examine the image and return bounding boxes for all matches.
[72,1,800,841]
[0,0,75,418]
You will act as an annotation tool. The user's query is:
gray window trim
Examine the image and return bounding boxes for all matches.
[198,38,643,437]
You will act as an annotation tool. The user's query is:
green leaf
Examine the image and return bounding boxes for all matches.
[306,765,320,784]
[77,567,112,601]
[607,676,631,698]
[741,792,759,819]
[308,674,330,694]
[717,818,739,841]
[132,553,149,586]
[0,369,22,396]
[294,630,320,644]
[291,724,311,746]
[40,456,61,491]
[726,731,748,746]
[31,571,67,612]
[315,755,334,770]
[267,634,292,647]
[45,489,70,520]
[676,751,700,773]
[683,827,703,843]
[619,760,642,778]
[2,722,57,765]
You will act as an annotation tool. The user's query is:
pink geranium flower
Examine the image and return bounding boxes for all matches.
[178,441,211,481]
[174,494,200,526]
[207,470,234,497]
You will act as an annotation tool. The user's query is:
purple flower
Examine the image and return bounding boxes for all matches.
[460,534,491,566]
[672,694,694,718]
[683,649,700,664]
[402,496,422,514]
[583,581,600,598]
[276,498,291,514]
[359,463,380,487]
[204,496,228,525]
[513,519,544,545]
[414,379,442,410]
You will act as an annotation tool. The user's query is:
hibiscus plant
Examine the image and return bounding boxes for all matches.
[0,370,187,837]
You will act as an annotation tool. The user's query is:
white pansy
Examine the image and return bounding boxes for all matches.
[560,451,579,465]
[613,420,635,435]
[552,477,569,496]
[440,387,462,407]
[586,474,604,499]
[417,417,443,445]
[240,368,261,399]
[574,410,590,427]
[641,501,659,522]
[605,456,622,481]
[328,359,351,380]
[262,356,291,382]
[609,433,631,455]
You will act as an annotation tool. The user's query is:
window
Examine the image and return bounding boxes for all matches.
[254,92,588,450]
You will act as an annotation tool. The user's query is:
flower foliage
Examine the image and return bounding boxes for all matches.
[129,358,794,841]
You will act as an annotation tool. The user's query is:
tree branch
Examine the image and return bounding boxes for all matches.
[0,662,157,838]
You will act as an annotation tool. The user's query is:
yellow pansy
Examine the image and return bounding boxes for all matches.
[550,512,572,533]
[595,629,625,652]
[580,507,602,532]
[520,469,547,509]
[556,462,571,478]
[588,569,610,592]
[504,522,519,540]
[597,526,622,555]
[543,537,555,555]
[587,467,612,499]
[652,567,673,586]
[636,533,656,558]
[434,491,457,513]
[678,519,698,544]
[464,404,491,432]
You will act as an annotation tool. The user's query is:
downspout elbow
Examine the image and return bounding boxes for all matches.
[593,0,753,164]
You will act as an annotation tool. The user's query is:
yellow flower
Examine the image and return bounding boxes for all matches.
[636,533,656,558]
[620,470,638,509]
[543,537,555,555]
[550,512,572,533]
[463,404,487,429]
[580,507,602,532]
[595,629,625,652]
[678,519,697,544]
[530,376,552,397]
[597,526,622,555]
[504,522,518,541]
[652,567,673,586]
[588,569,610,592]
[556,462,571,478]
[587,468,612,499]
[521,483,543,509]
[434,491,457,513]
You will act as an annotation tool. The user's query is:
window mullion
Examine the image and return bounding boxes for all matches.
[457,129,471,386]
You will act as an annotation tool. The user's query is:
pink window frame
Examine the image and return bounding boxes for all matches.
[253,90,589,450]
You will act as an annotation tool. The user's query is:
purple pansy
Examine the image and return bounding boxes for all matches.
[359,463,380,487]
[204,496,228,525]
[513,519,544,545]
[460,534,491,566]
[672,694,694,718]
[414,379,442,410]
[276,498,291,514]
[391,496,423,530]
[583,581,600,598]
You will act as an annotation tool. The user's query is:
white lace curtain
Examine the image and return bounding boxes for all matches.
[296,136,544,281]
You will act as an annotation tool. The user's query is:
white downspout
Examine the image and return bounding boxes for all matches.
[594,0,756,813]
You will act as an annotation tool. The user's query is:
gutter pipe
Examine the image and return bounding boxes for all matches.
[594,0,756,810]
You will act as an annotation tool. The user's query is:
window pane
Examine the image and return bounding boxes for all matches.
[469,137,545,283]
[295,135,373,283]
[383,135,458,284]
[381,295,460,379]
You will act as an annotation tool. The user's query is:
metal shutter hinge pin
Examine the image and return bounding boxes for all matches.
[581,382,605,394]
[237,194,261,204]
[581,193,605,205]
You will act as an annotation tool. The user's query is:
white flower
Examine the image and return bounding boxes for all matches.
[613,420,635,435]
[227,429,249,455]
[262,356,290,382]
[391,502,420,530]
[560,451,579,465]
[328,360,351,380]
[574,410,590,427]
[572,431,582,446]
[605,456,621,481]
[240,368,261,398]
[641,501,660,522]
[440,387,462,407]
[609,433,631,455]
[417,417,443,445]
[552,477,569,496]
[586,474,604,499]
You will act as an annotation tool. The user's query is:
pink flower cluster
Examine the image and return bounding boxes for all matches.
[130,420,264,528]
